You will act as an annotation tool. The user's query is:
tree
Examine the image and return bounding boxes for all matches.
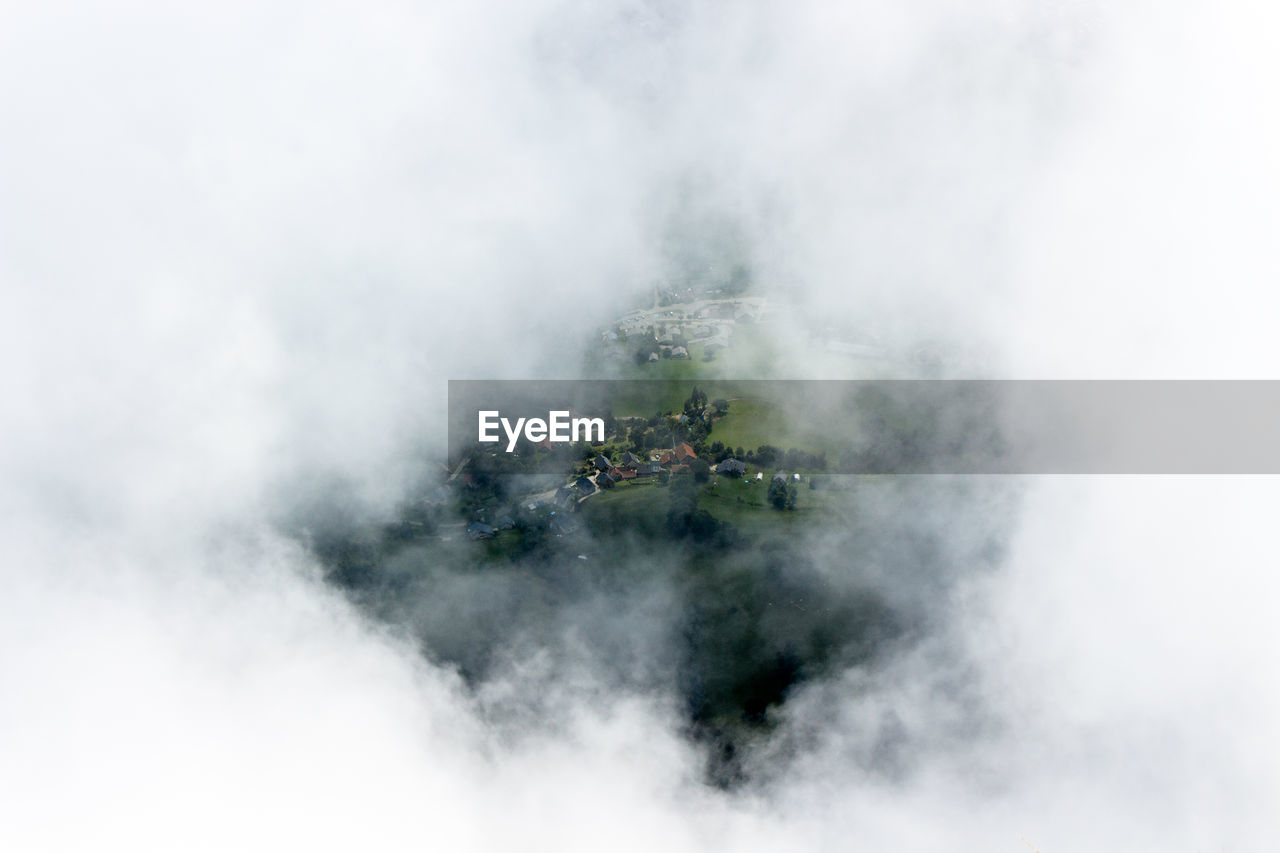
[767,479,798,510]
[725,263,751,295]
[712,398,729,417]
[767,478,787,510]
[683,386,704,415]
[631,428,655,452]
[666,476,697,535]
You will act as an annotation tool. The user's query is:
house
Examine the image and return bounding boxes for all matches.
[671,346,689,359]
[658,450,676,467]
[575,476,597,495]
[675,442,697,462]
[466,522,496,540]
[617,468,638,480]
[714,458,746,477]
[621,451,643,469]
[594,454,612,471]
[633,460,659,478]
[647,352,660,362]
[595,471,616,489]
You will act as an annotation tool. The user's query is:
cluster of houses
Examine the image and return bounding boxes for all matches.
[580,443,700,492]
[464,451,807,542]
[466,515,512,540]
[467,507,577,541]
[608,297,767,363]
[571,446,802,496]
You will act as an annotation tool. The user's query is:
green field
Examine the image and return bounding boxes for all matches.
[700,471,847,525]
[608,380,700,418]
[713,395,842,457]
[707,398,783,452]
[578,479,671,537]
[581,469,850,535]
[606,387,842,456]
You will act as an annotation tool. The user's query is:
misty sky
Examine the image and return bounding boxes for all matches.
[2,0,1278,850]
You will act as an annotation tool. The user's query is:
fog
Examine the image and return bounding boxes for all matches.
[2,0,1278,850]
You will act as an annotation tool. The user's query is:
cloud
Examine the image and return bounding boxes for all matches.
[2,0,1278,850]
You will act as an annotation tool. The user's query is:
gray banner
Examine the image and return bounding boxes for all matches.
[447,380,1280,474]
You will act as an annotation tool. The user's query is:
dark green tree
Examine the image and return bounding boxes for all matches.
[767,479,797,510]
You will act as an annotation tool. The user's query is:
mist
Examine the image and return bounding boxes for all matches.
[2,0,1278,850]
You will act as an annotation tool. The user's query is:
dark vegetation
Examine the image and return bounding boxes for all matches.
[767,477,798,510]
[295,385,1013,787]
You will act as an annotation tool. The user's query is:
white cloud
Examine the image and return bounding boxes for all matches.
[2,0,1277,850]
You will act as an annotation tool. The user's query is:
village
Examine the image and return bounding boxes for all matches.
[460,390,814,542]
[463,448,805,541]
[602,293,768,364]
[594,286,899,375]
